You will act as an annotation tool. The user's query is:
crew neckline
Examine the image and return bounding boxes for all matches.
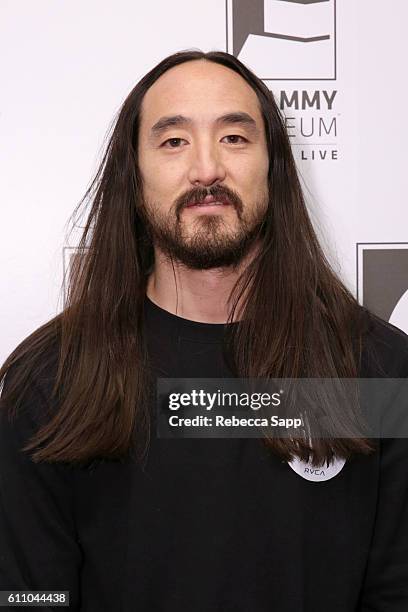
[144,294,238,343]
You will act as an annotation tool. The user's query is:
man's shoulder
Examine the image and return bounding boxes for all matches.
[360,310,408,377]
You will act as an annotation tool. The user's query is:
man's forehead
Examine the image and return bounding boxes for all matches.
[140,60,262,128]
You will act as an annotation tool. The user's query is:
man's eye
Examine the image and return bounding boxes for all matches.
[161,135,247,148]
[222,135,247,144]
[162,138,186,148]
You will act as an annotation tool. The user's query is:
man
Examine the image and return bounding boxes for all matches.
[1,49,408,611]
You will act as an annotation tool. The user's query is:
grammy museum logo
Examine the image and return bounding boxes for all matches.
[225,0,338,163]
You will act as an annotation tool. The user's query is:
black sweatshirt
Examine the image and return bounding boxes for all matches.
[1,295,408,611]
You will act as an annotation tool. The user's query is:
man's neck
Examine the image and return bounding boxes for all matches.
[146,247,256,324]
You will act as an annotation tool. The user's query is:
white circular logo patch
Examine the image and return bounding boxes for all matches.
[288,456,346,482]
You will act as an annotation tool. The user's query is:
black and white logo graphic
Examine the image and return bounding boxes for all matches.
[288,455,346,482]
[226,0,336,80]
[357,243,408,335]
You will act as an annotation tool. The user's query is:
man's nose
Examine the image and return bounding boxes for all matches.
[187,142,227,186]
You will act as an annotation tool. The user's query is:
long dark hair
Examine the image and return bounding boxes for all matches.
[0,49,376,466]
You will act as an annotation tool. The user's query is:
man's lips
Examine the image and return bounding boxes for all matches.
[185,195,232,207]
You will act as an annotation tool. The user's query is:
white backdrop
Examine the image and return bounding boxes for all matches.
[1,0,407,364]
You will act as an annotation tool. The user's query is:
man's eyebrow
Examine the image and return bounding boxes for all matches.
[216,112,259,133]
[149,112,260,138]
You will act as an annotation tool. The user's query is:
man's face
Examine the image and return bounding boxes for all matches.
[137,59,269,270]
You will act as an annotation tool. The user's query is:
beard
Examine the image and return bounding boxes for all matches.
[140,184,268,271]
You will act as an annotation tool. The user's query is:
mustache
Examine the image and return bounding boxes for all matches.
[175,185,243,214]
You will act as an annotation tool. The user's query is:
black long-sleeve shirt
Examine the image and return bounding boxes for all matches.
[1,295,408,611]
